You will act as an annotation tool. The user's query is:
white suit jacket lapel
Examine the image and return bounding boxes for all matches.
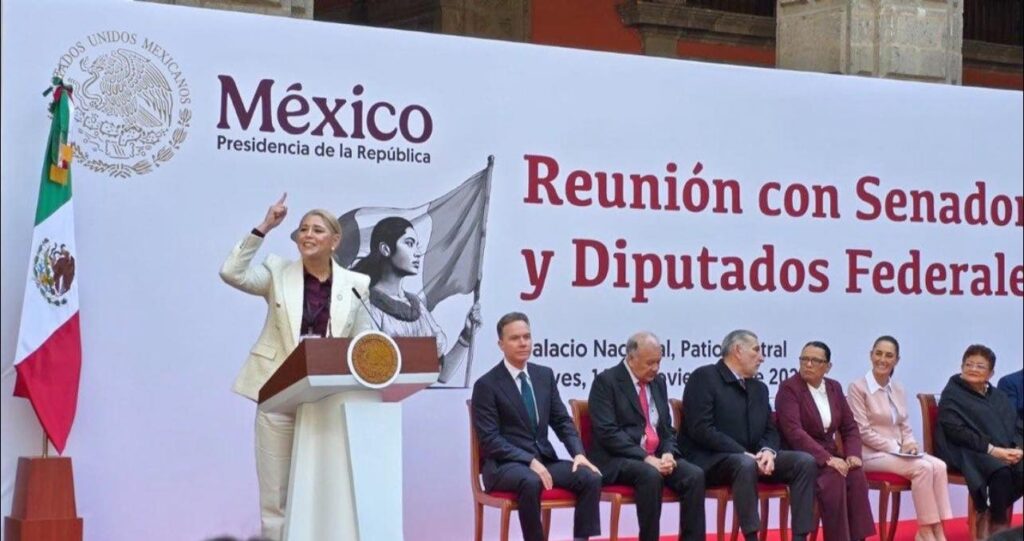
[283,261,304,348]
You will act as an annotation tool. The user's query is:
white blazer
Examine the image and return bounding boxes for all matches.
[220,233,372,401]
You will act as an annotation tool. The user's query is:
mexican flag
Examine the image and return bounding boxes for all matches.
[13,79,82,455]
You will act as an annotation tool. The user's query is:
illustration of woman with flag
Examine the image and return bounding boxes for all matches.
[350,216,481,384]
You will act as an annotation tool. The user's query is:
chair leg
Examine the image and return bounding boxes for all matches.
[608,496,622,541]
[541,508,552,541]
[759,497,770,541]
[499,505,512,541]
[718,496,729,541]
[779,496,789,541]
[888,489,902,541]
[474,503,484,541]
[877,486,890,541]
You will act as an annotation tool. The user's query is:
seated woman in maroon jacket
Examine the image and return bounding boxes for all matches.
[776,341,875,541]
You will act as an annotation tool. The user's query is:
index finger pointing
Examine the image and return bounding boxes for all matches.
[276,192,288,205]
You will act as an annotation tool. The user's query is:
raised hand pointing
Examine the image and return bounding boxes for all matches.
[257,193,288,234]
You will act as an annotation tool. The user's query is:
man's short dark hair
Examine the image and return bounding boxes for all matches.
[496,312,530,339]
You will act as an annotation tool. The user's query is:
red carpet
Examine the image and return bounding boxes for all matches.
[587,513,1024,541]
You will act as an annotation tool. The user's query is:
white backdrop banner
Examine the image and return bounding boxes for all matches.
[1,1,1022,540]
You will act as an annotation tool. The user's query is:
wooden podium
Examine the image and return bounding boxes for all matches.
[259,334,438,541]
[3,457,83,541]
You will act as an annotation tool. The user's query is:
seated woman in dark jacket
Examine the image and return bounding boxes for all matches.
[776,341,875,541]
[937,344,1023,539]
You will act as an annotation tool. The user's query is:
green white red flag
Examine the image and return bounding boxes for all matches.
[13,78,82,454]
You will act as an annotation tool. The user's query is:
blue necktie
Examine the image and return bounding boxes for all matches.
[518,372,538,433]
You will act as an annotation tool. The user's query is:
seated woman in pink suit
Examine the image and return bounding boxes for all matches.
[847,336,952,541]
[776,341,875,541]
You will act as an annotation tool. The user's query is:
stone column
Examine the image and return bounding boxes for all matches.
[776,0,963,84]
[641,31,681,58]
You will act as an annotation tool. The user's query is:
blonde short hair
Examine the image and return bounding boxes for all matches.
[291,209,342,240]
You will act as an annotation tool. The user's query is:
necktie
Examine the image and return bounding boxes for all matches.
[518,372,538,433]
[638,381,660,455]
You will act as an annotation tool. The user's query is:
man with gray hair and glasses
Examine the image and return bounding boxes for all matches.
[588,331,706,541]
[678,330,816,541]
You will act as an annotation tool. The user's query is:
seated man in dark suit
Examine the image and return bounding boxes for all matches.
[471,312,602,541]
[678,329,816,541]
[997,368,1023,422]
[589,331,706,541]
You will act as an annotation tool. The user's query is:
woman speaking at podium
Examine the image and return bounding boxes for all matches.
[219,193,372,540]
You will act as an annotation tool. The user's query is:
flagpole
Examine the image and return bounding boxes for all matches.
[3,77,83,539]
[463,155,495,388]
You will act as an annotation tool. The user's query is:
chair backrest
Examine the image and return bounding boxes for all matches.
[917,393,939,455]
[669,398,683,432]
[568,399,593,452]
[466,399,485,496]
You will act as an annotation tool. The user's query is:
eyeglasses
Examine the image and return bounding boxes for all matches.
[799,356,829,366]
[962,362,990,371]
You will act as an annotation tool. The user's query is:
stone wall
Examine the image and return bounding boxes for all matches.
[777,0,963,84]
[145,0,313,18]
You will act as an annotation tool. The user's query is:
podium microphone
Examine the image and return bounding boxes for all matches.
[351,287,384,332]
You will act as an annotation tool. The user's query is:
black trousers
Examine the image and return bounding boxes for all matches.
[606,457,707,541]
[488,458,602,541]
[705,451,816,536]
[987,462,1024,526]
